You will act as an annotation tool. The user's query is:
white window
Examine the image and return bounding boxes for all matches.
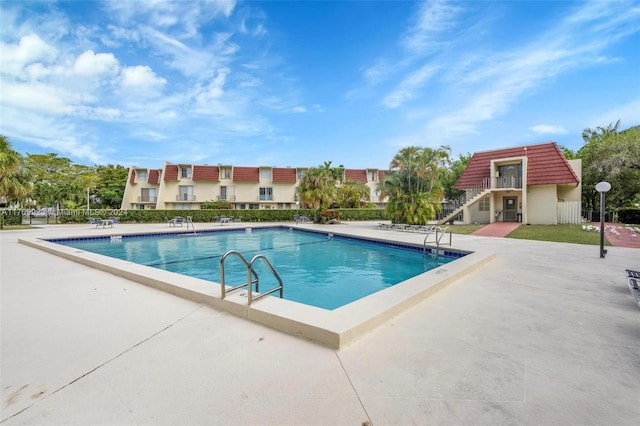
[137,170,148,182]
[259,187,273,201]
[479,197,490,212]
[181,167,192,179]
[297,169,305,181]
[178,185,194,201]
[260,168,272,180]
[140,188,157,202]
[221,167,232,179]
[368,171,377,182]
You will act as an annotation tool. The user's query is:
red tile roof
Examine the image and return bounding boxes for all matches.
[378,170,389,182]
[454,142,579,189]
[164,164,179,181]
[148,169,160,185]
[192,165,219,181]
[233,167,259,182]
[344,169,367,183]
[129,169,135,184]
[273,167,297,183]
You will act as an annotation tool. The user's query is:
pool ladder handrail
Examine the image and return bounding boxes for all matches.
[219,250,283,306]
[423,226,452,256]
[186,216,196,234]
[246,254,283,306]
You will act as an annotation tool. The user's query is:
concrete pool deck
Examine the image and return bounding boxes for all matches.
[2,221,639,425]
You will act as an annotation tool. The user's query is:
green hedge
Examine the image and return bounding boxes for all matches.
[57,208,386,224]
[618,208,640,224]
[1,210,23,226]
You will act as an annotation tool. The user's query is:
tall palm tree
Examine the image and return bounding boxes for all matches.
[0,135,32,204]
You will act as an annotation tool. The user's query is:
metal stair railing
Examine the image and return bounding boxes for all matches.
[439,177,491,224]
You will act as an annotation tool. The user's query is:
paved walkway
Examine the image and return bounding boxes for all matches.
[602,222,640,249]
[471,221,521,237]
[1,222,639,425]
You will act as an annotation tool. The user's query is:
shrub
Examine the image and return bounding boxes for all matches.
[55,207,386,224]
[319,209,341,224]
[618,208,640,224]
[1,210,23,226]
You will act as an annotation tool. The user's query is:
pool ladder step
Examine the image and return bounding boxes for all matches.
[219,250,283,306]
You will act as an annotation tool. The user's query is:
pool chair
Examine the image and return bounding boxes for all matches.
[625,269,640,307]
[173,217,184,227]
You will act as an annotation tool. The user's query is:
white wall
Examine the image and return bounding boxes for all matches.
[527,185,558,224]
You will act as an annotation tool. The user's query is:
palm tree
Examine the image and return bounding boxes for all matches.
[297,165,337,209]
[382,145,449,225]
[0,135,32,205]
[336,180,370,208]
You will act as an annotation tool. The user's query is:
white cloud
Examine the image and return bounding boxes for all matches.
[74,50,120,77]
[590,97,640,130]
[401,0,464,54]
[382,64,439,108]
[291,106,306,113]
[417,1,640,140]
[0,34,57,77]
[1,81,76,114]
[120,65,167,90]
[193,67,230,112]
[530,124,568,135]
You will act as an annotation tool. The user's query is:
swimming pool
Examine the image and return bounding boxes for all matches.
[21,224,493,347]
[53,228,456,310]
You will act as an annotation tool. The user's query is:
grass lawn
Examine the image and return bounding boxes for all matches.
[0,225,38,230]
[445,224,484,235]
[505,224,611,246]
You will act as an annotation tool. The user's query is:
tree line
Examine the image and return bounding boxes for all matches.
[0,135,128,210]
[1,121,638,222]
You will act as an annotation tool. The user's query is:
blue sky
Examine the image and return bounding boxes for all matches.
[1,0,638,170]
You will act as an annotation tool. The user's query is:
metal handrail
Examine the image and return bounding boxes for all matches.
[186,216,196,234]
[423,226,452,256]
[247,255,283,306]
[219,250,259,299]
[436,226,452,247]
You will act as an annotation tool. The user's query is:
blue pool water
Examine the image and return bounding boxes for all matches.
[53,228,458,310]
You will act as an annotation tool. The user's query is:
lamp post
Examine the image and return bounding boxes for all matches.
[596,181,611,258]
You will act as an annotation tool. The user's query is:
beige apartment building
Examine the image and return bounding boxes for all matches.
[443,142,582,225]
[121,162,387,210]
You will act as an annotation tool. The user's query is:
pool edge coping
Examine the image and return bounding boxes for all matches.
[18,227,495,349]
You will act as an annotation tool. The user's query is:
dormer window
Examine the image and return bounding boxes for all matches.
[181,166,192,179]
[137,170,148,182]
[260,168,272,180]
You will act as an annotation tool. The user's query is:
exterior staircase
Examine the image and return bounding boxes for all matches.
[438,178,492,225]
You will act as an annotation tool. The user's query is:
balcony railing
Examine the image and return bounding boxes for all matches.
[217,195,236,201]
[137,196,157,202]
[492,176,523,189]
[176,194,197,201]
[258,195,274,201]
